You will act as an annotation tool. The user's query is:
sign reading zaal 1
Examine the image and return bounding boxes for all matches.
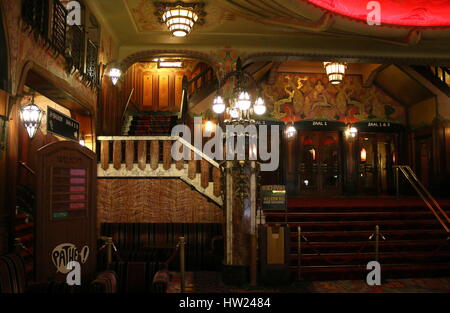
[47,107,80,141]
[261,185,286,210]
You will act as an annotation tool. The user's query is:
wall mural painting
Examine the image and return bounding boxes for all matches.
[262,73,406,125]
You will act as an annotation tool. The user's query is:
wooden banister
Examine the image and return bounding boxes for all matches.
[97,136,223,205]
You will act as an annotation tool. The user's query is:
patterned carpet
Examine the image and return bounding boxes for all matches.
[167,272,450,293]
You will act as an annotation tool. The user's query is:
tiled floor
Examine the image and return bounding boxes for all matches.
[167,272,450,293]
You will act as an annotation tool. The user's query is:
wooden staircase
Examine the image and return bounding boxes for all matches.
[264,198,450,280]
[97,137,223,205]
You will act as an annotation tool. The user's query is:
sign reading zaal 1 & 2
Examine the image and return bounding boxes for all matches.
[261,185,286,210]
[47,107,80,141]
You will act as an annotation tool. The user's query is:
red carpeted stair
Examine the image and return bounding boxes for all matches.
[127,114,178,136]
[264,197,450,281]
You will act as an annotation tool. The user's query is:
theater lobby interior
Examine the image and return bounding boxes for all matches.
[1,0,450,295]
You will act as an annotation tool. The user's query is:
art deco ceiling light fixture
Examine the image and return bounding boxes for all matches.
[155,2,206,38]
[212,58,266,125]
[20,94,44,139]
[323,62,347,85]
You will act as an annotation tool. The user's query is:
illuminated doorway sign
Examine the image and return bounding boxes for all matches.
[47,107,80,141]
[262,185,286,210]
[295,120,346,131]
[354,121,404,132]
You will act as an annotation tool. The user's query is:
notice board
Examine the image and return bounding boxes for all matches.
[36,141,97,284]
[261,185,286,210]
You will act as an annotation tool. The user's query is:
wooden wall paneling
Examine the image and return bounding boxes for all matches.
[188,151,197,180]
[131,66,137,104]
[150,140,159,170]
[175,74,183,111]
[100,141,109,170]
[152,75,159,111]
[169,73,175,109]
[125,140,134,170]
[113,140,122,170]
[201,159,210,189]
[213,167,221,197]
[143,73,153,110]
[163,140,172,170]
[159,74,169,110]
[138,140,147,170]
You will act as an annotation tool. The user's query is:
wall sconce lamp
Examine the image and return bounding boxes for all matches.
[285,122,297,139]
[345,124,358,139]
[109,67,122,86]
[360,148,367,163]
[19,94,44,139]
[102,62,122,86]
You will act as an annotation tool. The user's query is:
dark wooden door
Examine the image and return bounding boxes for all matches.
[36,141,97,284]
[292,131,341,196]
[358,133,396,194]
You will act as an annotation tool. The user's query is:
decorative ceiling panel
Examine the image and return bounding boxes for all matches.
[306,0,450,27]
[125,0,227,32]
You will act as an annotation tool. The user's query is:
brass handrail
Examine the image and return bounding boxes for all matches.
[394,165,450,233]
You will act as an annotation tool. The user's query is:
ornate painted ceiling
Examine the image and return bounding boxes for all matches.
[87,0,450,62]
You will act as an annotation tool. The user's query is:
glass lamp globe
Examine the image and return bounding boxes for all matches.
[229,108,240,119]
[253,97,266,115]
[212,96,226,114]
[285,124,297,139]
[109,68,122,85]
[236,91,251,111]
[20,103,44,139]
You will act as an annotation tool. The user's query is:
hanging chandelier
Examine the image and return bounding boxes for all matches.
[212,58,266,125]
[20,94,44,139]
[323,62,347,84]
[156,2,206,38]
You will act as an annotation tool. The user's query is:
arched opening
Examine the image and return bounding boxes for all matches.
[100,51,219,136]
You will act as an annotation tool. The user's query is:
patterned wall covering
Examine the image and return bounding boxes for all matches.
[262,73,406,124]
[97,179,223,224]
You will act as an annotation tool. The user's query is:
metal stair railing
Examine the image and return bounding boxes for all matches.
[394,165,450,233]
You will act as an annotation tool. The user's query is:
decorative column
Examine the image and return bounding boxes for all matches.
[223,160,258,285]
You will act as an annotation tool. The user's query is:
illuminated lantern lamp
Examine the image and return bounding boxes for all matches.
[20,95,44,139]
[345,124,358,138]
[212,96,226,114]
[361,148,367,163]
[285,123,297,139]
[161,5,199,37]
[109,67,122,85]
[323,62,347,85]
[253,97,266,115]
[309,148,316,161]
[204,120,216,133]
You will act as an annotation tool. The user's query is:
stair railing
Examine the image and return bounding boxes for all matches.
[394,165,450,233]
[296,226,308,281]
[188,66,216,96]
[368,225,386,262]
